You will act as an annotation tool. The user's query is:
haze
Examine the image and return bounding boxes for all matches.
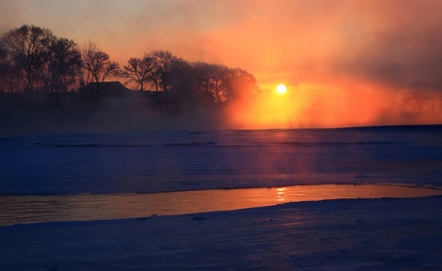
[2,0,442,128]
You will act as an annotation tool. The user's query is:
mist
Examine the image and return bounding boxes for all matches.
[2,0,442,130]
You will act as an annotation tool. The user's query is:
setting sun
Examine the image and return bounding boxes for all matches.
[276,84,287,94]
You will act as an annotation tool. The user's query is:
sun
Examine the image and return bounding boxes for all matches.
[276,84,287,94]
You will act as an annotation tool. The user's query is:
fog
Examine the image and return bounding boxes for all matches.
[2,0,442,130]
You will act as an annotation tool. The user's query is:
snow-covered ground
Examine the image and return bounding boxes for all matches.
[1,196,442,270]
[2,126,442,195]
[1,125,442,270]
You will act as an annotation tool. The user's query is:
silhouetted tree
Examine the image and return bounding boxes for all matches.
[122,55,153,91]
[0,24,260,113]
[81,41,119,102]
[225,67,259,101]
[129,50,187,93]
[149,50,177,92]
[0,46,15,93]
[190,62,260,106]
[208,64,229,102]
[167,57,195,95]
[192,62,230,103]
[43,37,82,103]
[0,25,54,92]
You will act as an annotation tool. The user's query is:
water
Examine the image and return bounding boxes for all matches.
[1,184,441,226]
[1,125,442,225]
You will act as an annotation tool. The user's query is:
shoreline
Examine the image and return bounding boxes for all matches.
[2,183,442,227]
[1,126,442,269]
[2,181,442,196]
[2,122,442,137]
[1,196,442,270]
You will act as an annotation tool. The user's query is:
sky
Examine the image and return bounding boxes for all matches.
[1,0,442,128]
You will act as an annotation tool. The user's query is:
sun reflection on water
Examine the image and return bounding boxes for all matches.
[2,184,442,226]
[276,187,287,202]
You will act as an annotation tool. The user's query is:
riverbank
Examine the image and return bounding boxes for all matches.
[2,184,442,227]
[1,196,442,270]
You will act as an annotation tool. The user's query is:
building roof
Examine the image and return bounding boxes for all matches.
[79,81,132,97]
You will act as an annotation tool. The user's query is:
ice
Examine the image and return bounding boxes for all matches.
[1,126,442,269]
[1,126,442,195]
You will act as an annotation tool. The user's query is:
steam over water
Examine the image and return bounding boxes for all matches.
[1,125,442,224]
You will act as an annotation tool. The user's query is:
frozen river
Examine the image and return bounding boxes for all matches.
[1,184,441,226]
[1,125,442,225]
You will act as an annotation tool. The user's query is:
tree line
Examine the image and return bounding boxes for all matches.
[0,24,259,109]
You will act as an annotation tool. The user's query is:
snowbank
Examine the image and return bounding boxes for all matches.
[1,196,441,270]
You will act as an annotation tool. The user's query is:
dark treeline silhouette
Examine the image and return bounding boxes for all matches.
[0,24,259,116]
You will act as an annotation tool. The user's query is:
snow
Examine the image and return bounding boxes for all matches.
[2,127,442,195]
[1,126,442,269]
[1,196,442,270]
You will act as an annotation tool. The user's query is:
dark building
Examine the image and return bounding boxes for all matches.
[78,81,132,99]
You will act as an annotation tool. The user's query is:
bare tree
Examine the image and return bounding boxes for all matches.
[208,64,229,102]
[0,46,15,93]
[0,25,54,92]
[149,50,177,92]
[225,67,259,101]
[122,55,153,91]
[38,37,82,103]
[81,41,119,102]
[193,62,229,102]
[167,57,194,94]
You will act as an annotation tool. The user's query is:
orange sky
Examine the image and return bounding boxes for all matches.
[1,0,442,128]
